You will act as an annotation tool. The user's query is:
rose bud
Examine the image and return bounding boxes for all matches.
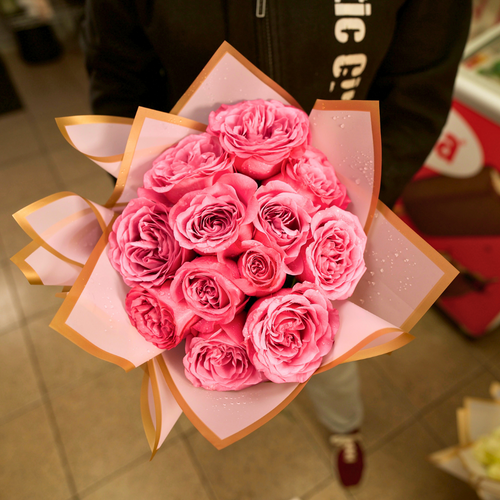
[267,145,350,210]
[207,99,310,180]
[144,132,234,204]
[170,256,246,324]
[234,240,287,297]
[125,282,198,350]
[253,180,317,273]
[243,283,339,384]
[299,206,367,300]
[108,197,193,288]
[169,173,258,256]
[183,315,266,391]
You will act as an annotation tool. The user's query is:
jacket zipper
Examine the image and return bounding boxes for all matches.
[255,0,275,80]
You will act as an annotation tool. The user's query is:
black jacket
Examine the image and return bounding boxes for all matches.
[81,0,471,206]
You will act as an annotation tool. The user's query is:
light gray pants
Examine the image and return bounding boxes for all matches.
[306,362,363,434]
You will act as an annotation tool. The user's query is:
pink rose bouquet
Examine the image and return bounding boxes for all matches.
[12,42,457,453]
[107,98,366,393]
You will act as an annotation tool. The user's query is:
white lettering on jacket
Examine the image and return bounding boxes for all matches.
[330,0,369,100]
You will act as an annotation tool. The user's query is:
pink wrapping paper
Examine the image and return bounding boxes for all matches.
[12,42,458,454]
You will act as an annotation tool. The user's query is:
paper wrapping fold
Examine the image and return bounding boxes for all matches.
[12,41,458,452]
[430,382,500,499]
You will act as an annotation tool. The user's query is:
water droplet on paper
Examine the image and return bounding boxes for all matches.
[355,178,361,185]
[370,271,375,276]
[380,268,384,273]
[359,299,365,304]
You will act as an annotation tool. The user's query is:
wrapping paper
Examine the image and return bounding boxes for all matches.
[430,382,500,499]
[12,42,458,453]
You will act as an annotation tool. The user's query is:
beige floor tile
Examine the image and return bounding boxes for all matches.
[34,114,80,151]
[421,369,498,448]
[0,155,61,216]
[27,312,115,395]
[467,325,500,366]
[372,307,484,411]
[0,404,72,500]
[486,357,500,380]
[175,412,196,435]
[187,410,331,500]
[80,438,211,500]
[357,359,417,449]
[0,111,43,165]
[350,421,477,500]
[0,326,41,421]
[0,211,32,265]
[288,360,417,459]
[308,480,351,500]
[10,261,62,319]
[0,264,21,333]
[4,50,89,118]
[50,367,151,492]
[287,390,331,461]
[50,145,108,186]
[63,170,117,207]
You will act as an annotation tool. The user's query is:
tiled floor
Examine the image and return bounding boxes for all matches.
[1,43,499,500]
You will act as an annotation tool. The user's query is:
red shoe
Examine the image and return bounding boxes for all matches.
[330,430,364,488]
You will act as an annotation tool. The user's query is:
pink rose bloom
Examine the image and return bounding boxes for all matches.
[108,198,193,287]
[243,283,339,383]
[253,180,317,273]
[170,256,246,324]
[125,282,198,350]
[183,315,266,391]
[268,146,350,210]
[207,99,310,180]
[234,241,287,297]
[299,206,367,300]
[169,173,258,255]
[144,133,233,204]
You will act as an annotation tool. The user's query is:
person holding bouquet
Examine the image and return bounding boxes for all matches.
[79,0,471,489]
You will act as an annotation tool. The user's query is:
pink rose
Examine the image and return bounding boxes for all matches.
[234,241,287,297]
[125,282,198,350]
[207,99,310,180]
[169,173,258,255]
[253,180,317,273]
[243,283,339,383]
[108,198,193,287]
[268,146,350,210]
[183,315,266,391]
[299,206,367,300]
[144,132,234,204]
[170,256,246,324]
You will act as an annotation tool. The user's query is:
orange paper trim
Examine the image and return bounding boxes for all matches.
[49,216,135,372]
[55,115,133,163]
[105,107,206,208]
[140,363,156,453]
[375,201,459,332]
[10,241,45,285]
[312,100,382,235]
[314,327,409,375]
[340,331,414,363]
[170,41,302,116]
[13,191,108,268]
[156,355,306,450]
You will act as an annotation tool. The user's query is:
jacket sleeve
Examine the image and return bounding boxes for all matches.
[80,0,169,118]
[368,0,472,207]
